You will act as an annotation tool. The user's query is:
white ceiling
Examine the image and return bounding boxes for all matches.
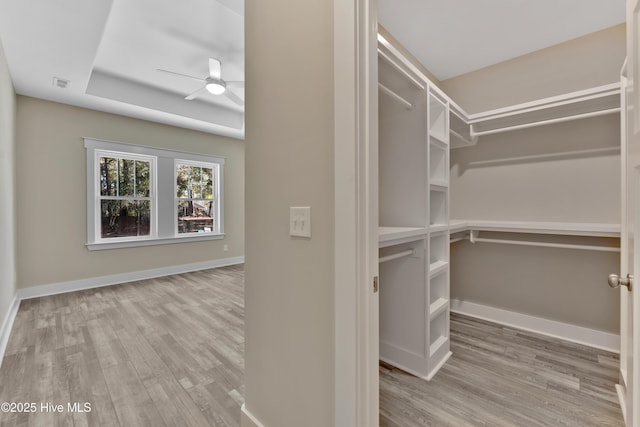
[378,0,627,81]
[0,0,627,139]
[0,0,245,139]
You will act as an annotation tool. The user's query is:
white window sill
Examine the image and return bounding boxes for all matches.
[86,233,225,251]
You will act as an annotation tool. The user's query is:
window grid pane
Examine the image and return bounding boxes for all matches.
[100,200,151,238]
[100,155,151,199]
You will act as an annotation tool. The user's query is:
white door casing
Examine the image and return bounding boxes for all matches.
[333,0,378,425]
[619,0,640,425]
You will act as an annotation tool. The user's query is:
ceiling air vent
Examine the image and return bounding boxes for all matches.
[52,77,70,89]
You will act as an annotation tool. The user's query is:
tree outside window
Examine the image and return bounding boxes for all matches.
[99,154,153,239]
[176,162,216,234]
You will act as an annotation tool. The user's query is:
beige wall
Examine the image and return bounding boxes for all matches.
[15,96,244,289]
[243,0,335,425]
[450,115,620,224]
[441,24,626,114]
[0,39,16,328]
[445,26,624,333]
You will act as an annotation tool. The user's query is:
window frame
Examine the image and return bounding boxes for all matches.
[94,149,158,244]
[84,138,225,251]
[174,159,222,237]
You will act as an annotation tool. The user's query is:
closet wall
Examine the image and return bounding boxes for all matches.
[441,24,625,334]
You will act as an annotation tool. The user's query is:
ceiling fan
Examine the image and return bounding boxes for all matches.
[157,58,244,106]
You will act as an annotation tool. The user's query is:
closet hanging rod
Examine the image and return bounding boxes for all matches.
[379,83,413,110]
[377,49,425,90]
[470,107,620,137]
[467,232,619,253]
[379,249,415,264]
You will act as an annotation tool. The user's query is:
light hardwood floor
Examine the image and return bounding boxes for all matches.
[0,266,244,427]
[380,314,625,427]
[0,265,625,426]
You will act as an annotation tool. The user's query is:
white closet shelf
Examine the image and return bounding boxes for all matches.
[429,298,449,320]
[379,226,428,247]
[429,224,449,233]
[449,220,620,238]
[429,260,448,277]
[430,182,448,191]
[429,131,448,145]
[467,83,621,137]
[429,335,448,357]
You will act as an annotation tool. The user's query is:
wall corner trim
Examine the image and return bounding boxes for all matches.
[0,295,21,365]
[451,299,620,353]
[17,256,245,301]
[241,404,266,427]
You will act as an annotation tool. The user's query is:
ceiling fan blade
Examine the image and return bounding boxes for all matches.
[224,88,244,106]
[157,69,206,82]
[185,86,208,100]
[209,58,222,80]
[215,0,243,16]
[225,81,244,87]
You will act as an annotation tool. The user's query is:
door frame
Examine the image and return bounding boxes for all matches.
[333,0,379,425]
[622,0,640,424]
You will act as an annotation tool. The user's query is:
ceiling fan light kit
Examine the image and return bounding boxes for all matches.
[206,79,226,95]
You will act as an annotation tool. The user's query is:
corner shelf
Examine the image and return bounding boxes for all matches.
[379,226,429,247]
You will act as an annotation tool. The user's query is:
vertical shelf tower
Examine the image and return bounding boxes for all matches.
[377,34,453,381]
[426,89,451,373]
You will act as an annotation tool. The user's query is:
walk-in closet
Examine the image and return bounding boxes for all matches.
[376,18,628,425]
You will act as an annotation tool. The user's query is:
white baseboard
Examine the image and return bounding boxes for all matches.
[615,384,627,425]
[0,295,20,366]
[241,404,266,427]
[450,299,620,353]
[17,256,244,301]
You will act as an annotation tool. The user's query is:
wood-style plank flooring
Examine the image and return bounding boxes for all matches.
[0,265,244,427]
[0,265,625,426]
[380,313,624,427]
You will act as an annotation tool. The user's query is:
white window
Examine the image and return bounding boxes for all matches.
[176,160,221,235]
[96,150,156,242]
[85,138,225,250]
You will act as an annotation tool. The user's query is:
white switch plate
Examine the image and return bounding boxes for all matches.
[290,206,311,238]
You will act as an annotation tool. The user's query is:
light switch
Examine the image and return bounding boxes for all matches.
[290,207,311,238]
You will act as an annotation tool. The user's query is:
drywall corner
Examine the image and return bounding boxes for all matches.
[0,35,17,362]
